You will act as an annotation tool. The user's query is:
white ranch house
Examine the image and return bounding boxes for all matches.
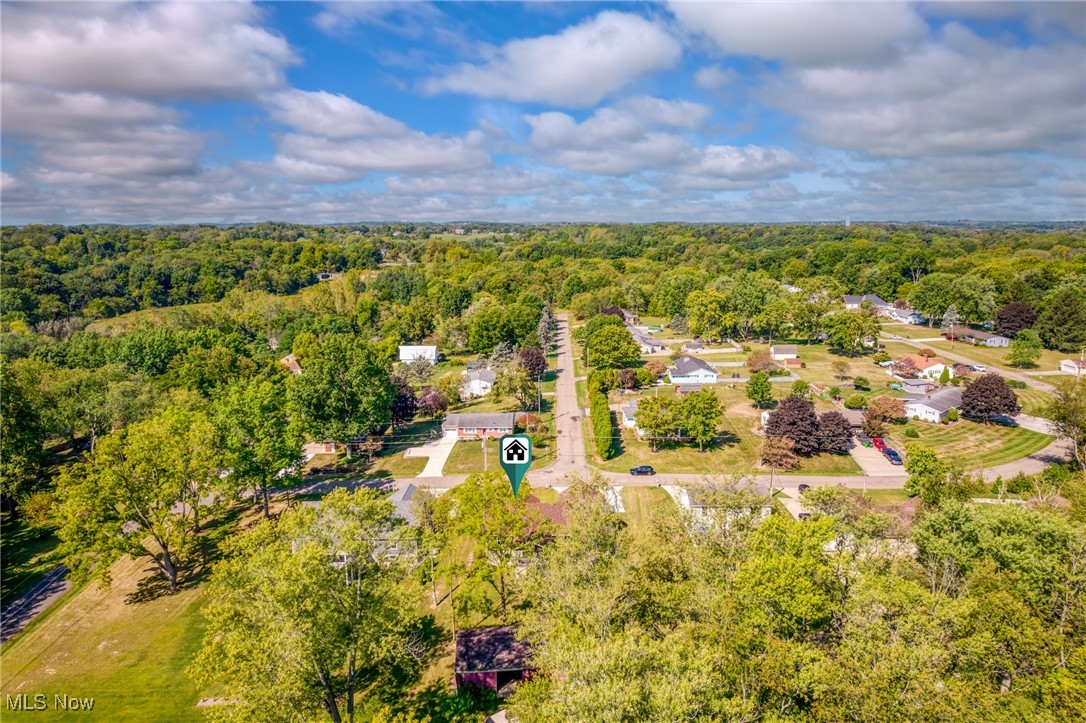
[770,344,798,361]
[667,355,719,385]
[1060,359,1086,377]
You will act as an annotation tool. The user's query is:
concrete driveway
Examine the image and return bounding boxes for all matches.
[407,430,458,478]
[849,441,904,477]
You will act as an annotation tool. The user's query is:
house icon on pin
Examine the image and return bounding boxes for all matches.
[503,438,527,463]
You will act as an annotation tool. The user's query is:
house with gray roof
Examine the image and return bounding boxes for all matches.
[462,368,497,398]
[628,326,664,354]
[442,412,516,439]
[904,387,963,424]
[667,355,718,385]
[843,294,889,310]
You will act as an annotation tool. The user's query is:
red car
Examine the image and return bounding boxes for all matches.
[872,437,887,451]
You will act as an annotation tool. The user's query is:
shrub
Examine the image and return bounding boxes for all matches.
[853,376,870,390]
[905,428,920,438]
[871,352,891,364]
[590,391,615,459]
[946,408,959,422]
[828,386,841,398]
[844,394,867,410]
[1007,379,1027,389]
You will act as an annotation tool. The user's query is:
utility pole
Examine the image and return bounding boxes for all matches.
[482,436,487,471]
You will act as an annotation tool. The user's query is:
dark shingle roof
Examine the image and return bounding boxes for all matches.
[455,626,533,673]
[906,387,963,413]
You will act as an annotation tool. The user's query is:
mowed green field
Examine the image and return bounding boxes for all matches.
[1,519,62,606]
[619,487,678,539]
[883,420,1053,469]
[920,340,1069,373]
[0,554,210,722]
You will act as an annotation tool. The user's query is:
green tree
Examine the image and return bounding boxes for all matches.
[215,376,304,517]
[290,335,394,455]
[746,371,773,407]
[635,395,681,452]
[1046,378,1086,471]
[584,324,640,370]
[952,276,998,324]
[191,489,418,723]
[686,289,734,342]
[681,389,723,451]
[823,310,880,353]
[1007,329,1043,368]
[493,364,536,410]
[909,273,956,326]
[57,407,223,591]
[1035,286,1086,353]
[0,363,45,502]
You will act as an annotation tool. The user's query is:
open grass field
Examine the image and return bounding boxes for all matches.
[883,419,1053,469]
[86,302,217,335]
[0,554,211,721]
[1,518,62,606]
[923,340,1069,373]
[862,488,912,504]
[593,386,861,476]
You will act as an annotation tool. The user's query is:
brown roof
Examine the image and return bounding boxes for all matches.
[455,626,532,673]
[525,494,568,526]
[279,354,302,373]
[900,353,946,370]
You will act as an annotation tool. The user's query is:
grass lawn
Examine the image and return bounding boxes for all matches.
[922,340,1069,373]
[1,517,61,606]
[883,420,1053,469]
[594,386,861,476]
[1016,387,1054,418]
[0,555,211,722]
[85,302,217,335]
[863,488,913,504]
[879,323,943,340]
[443,436,556,474]
[619,487,678,539]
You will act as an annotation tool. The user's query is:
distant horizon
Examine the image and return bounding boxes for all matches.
[2,2,1083,224]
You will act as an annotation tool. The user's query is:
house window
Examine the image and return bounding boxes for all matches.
[463,427,477,434]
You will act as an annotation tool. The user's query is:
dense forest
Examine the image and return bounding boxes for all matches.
[2,222,1086,721]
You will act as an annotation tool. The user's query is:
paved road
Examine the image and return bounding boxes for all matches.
[530,314,587,484]
[1,565,71,645]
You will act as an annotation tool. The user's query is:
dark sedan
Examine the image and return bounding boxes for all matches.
[883,448,903,465]
[630,465,656,476]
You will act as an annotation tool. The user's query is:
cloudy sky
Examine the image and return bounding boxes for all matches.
[2,1,1084,224]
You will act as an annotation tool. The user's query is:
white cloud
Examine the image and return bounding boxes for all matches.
[615,96,713,130]
[274,132,491,182]
[421,11,681,106]
[669,1,927,66]
[764,25,1086,157]
[265,90,407,139]
[693,65,738,89]
[2,82,205,179]
[1,2,296,99]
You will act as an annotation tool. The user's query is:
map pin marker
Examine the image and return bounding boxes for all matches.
[498,434,532,497]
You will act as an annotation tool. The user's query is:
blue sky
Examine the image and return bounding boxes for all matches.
[2,1,1083,223]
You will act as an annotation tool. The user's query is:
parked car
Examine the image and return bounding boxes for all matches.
[630,465,655,476]
[883,448,903,465]
[856,434,872,447]
[971,364,987,372]
[872,437,887,451]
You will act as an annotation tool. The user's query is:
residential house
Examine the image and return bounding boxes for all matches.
[843,294,889,311]
[620,399,640,429]
[676,383,704,396]
[441,412,515,439]
[899,377,936,394]
[667,355,719,385]
[1060,359,1086,377]
[904,387,963,424]
[279,353,302,375]
[618,308,640,325]
[887,305,926,324]
[770,344,798,361]
[895,354,953,381]
[462,369,497,399]
[682,339,705,353]
[950,329,1010,347]
[455,626,534,692]
[629,326,664,354]
[398,345,439,365]
[388,483,421,526]
[679,484,773,528]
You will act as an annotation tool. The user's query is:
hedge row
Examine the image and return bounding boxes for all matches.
[590,391,615,460]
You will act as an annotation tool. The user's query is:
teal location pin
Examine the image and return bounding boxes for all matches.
[498,434,532,497]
